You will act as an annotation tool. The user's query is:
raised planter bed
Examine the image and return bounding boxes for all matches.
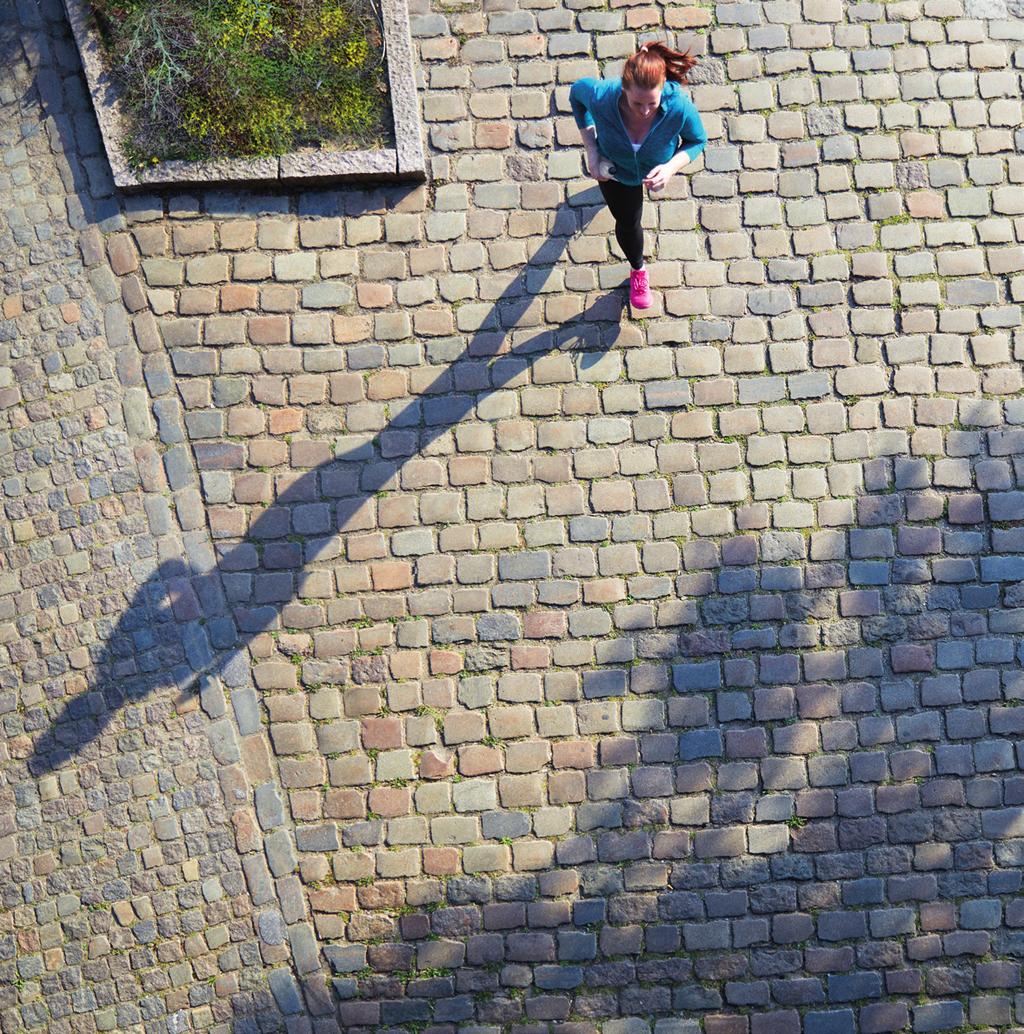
[63,0,425,189]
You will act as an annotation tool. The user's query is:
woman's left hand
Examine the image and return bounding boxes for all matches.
[643,163,674,192]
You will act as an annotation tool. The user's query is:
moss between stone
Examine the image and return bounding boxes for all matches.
[91,0,391,165]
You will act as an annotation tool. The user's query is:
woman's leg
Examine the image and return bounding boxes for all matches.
[599,180,646,270]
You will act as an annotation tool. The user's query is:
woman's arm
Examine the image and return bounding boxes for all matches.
[643,102,707,191]
[569,78,597,132]
[677,100,708,164]
[579,124,600,159]
[570,80,611,180]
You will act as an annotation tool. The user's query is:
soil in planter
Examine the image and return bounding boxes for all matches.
[91,0,392,164]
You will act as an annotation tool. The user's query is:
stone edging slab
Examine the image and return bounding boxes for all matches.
[62,0,425,189]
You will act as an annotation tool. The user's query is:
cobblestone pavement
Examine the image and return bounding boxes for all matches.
[0,3,299,1032]
[6,0,1024,1032]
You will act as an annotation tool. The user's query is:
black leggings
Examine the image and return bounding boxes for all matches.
[599,180,645,270]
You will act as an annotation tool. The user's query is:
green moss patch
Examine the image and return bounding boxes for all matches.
[91,0,391,164]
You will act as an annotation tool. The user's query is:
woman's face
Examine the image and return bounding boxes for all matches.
[623,84,662,119]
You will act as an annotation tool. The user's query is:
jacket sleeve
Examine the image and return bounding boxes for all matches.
[569,78,597,131]
[678,99,708,162]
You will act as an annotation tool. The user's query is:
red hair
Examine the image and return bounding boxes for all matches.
[622,41,698,88]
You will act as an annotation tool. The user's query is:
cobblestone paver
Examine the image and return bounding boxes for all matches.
[6,0,1024,1032]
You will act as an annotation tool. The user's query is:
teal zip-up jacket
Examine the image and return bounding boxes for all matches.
[569,77,707,186]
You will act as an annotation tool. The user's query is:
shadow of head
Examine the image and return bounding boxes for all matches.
[25,556,216,776]
[28,197,626,775]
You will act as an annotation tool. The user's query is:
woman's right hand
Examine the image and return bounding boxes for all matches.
[585,147,612,182]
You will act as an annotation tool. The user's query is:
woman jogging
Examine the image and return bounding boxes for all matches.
[569,42,707,309]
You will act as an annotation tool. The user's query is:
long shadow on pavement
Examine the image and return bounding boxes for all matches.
[28,204,627,773]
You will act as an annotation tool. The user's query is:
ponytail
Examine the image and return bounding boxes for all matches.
[622,40,698,88]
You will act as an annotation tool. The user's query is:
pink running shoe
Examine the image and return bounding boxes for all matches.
[629,267,652,309]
